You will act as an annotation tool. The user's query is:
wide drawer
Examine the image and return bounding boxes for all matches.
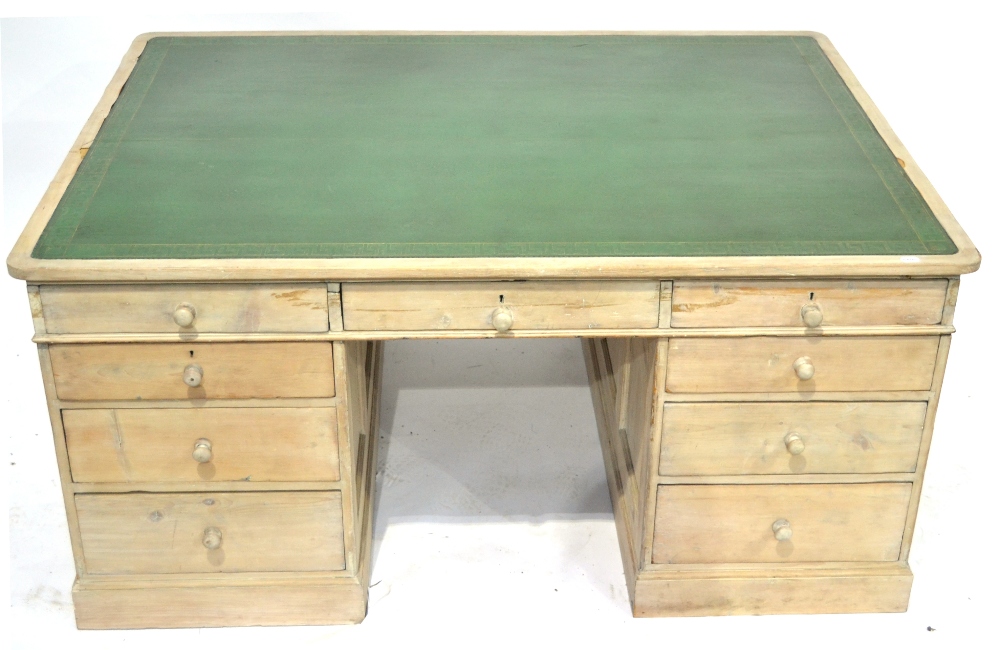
[341,280,661,331]
[76,491,345,574]
[660,402,926,475]
[40,284,330,334]
[670,280,948,328]
[652,483,911,564]
[64,407,340,483]
[665,336,939,393]
[50,342,335,401]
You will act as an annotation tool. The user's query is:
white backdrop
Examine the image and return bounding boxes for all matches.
[2,3,997,648]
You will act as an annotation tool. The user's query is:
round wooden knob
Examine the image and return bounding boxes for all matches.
[202,527,222,550]
[801,304,823,328]
[173,303,196,328]
[793,356,814,381]
[491,306,513,333]
[772,519,792,542]
[784,433,805,455]
[192,438,213,463]
[183,364,203,387]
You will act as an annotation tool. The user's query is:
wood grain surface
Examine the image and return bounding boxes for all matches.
[76,491,346,574]
[342,280,660,330]
[659,401,926,475]
[50,342,335,400]
[64,407,340,483]
[665,336,939,393]
[671,280,947,328]
[652,483,911,564]
[40,283,330,334]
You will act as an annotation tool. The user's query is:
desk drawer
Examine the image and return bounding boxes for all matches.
[652,483,911,564]
[660,402,926,476]
[40,284,330,334]
[341,280,660,331]
[665,336,939,393]
[64,407,340,483]
[670,280,948,328]
[50,342,335,401]
[76,491,346,574]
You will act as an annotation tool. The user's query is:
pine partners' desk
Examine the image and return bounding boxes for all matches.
[7,32,980,629]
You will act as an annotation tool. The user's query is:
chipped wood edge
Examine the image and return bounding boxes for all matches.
[6,32,980,283]
[657,281,672,328]
[27,285,46,336]
[940,277,960,326]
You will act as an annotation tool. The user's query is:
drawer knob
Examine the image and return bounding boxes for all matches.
[192,438,213,463]
[801,304,823,328]
[491,306,514,333]
[202,526,222,550]
[183,364,204,387]
[173,303,197,328]
[784,433,805,455]
[793,356,815,381]
[772,519,793,542]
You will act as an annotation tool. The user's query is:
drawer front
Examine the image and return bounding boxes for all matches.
[65,407,340,483]
[341,280,660,331]
[670,280,948,328]
[76,491,345,574]
[51,342,335,401]
[660,402,926,476]
[652,483,911,564]
[40,284,330,334]
[665,336,938,393]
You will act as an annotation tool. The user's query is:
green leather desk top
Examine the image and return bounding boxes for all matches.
[32,34,956,260]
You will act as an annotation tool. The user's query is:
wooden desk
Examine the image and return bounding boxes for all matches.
[6,32,980,628]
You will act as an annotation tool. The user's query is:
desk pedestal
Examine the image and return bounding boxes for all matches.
[584,336,941,617]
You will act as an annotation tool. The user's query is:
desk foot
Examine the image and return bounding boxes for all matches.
[632,566,913,616]
[72,576,368,628]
